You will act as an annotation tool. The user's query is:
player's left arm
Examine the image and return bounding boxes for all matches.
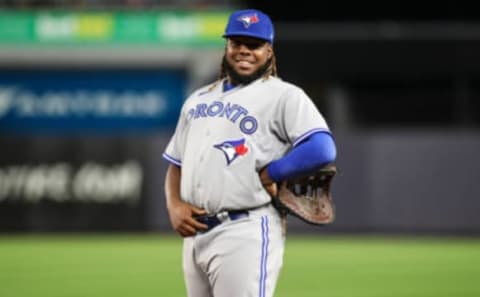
[259,131,336,189]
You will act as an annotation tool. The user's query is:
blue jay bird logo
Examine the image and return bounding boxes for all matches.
[237,13,259,28]
[214,138,249,165]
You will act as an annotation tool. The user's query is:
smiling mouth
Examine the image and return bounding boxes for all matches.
[236,60,253,70]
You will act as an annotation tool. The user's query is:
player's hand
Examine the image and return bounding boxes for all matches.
[259,167,278,197]
[167,201,208,237]
[264,182,278,197]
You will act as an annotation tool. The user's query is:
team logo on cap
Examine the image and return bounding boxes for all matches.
[237,13,259,28]
[214,138,249,165]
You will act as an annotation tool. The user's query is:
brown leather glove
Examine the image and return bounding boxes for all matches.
[272,163,337,225]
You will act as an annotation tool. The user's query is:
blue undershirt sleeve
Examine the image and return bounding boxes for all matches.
[267,131,337,182]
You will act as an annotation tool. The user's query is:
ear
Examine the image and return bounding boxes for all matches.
[266,45,273,59]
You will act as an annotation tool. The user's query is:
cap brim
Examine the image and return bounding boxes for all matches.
[222,32,272,43]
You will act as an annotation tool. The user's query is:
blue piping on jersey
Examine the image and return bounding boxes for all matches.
[259,216,269,297]
[267,131,336,182]
[293,128,331,147]
[163,153,182,167]
[223,80,237,92]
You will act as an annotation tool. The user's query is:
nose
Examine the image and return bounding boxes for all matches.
[237,44,252,54]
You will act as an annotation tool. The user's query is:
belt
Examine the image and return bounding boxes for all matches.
[195,210,249,233]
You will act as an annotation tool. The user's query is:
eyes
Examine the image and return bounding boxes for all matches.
[228,38,267,50]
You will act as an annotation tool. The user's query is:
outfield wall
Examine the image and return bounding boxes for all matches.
[1,130,479,234]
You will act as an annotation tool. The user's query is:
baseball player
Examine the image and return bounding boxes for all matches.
[163,8,337,297]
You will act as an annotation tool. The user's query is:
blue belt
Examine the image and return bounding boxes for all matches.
[195,210,249,233]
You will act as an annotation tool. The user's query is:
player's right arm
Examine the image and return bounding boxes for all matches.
[164,164,208,237]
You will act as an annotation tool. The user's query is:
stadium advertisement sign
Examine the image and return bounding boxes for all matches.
[0,10,229,47]
[0,69,185,133]
[0,139,153,232]
[0,161,143,204]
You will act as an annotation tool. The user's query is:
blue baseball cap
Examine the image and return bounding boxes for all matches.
[223,9,275,44]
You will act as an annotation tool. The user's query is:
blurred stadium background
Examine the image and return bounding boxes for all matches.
[0,1,480,297]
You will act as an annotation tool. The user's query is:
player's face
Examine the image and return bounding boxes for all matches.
[225,36,273,80]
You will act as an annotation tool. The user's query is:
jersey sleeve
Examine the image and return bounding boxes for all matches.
[276,86,331,147]
[162,104,189,166]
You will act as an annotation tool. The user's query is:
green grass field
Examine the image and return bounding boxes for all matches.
[0,233,479,297]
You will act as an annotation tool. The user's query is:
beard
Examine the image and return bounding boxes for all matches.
[223,56,272,85]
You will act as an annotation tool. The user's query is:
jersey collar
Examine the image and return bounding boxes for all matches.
[223,80,239,93]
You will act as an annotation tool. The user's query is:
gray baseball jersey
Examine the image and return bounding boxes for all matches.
[163,76,330,214]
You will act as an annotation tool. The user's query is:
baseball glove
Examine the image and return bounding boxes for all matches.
[272,163,337,225]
